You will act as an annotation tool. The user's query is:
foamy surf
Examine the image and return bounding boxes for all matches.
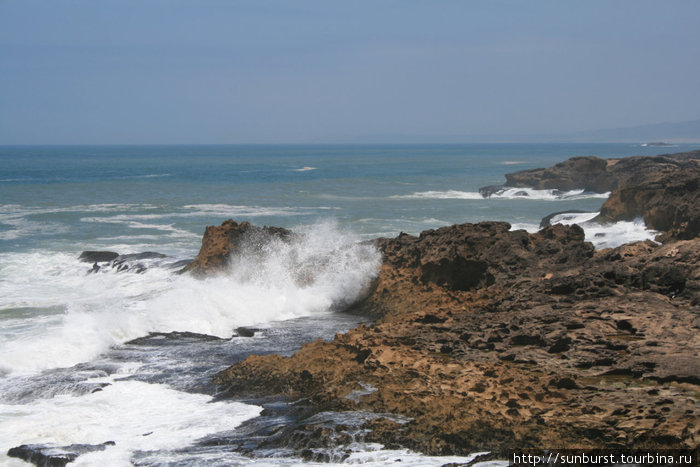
[545,212,659,249]
[392,188,610,201]
[484,188,610,201]
[0,377,262,466]
[390,190,483,200]
[0,222,381,374]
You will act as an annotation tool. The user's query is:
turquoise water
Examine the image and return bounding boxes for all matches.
[2,143,694,255]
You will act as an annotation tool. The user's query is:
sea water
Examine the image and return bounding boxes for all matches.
[0,143,695,466]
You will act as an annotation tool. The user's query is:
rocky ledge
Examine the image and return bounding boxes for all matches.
[481,149,699,194]
[483,150,699,242]
[213,223,699,455]
[189,151,699,457]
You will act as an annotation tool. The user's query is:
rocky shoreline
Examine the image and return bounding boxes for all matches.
[198,152,698,457]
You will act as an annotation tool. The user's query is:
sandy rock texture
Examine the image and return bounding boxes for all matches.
[214,223,699,455]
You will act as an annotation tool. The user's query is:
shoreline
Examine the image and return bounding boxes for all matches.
[208,150,699,457]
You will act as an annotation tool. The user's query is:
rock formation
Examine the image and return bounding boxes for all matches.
[481,149,699,195]
[180,219,293,275]
[213,222,699,455]
[196,150,699,456]
[596,166,699,241]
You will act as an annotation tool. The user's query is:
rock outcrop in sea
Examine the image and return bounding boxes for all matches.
[483,149,699,193]
[189,151,699,456]
[180,219,293,275]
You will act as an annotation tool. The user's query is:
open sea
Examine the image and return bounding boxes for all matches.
[0,143,696,466]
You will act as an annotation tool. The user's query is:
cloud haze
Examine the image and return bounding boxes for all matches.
[1,0,699,144]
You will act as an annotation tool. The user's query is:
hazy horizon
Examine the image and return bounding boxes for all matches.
[2,1,699,145]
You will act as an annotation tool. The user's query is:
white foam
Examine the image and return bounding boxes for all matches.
[548,212,599,225]
[509,223,540,233]
[0,378,262,466]
[0,222,381,374]
[293,166,317,172]
[390,190,484,200]
[0,204,159,241]
[486,188,610,201]
[392,188,610,201]
[581,219,659,249]
[546,212,659,249]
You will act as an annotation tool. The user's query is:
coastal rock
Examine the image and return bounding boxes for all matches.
[504,156,613,192]
[481,149,700,195]
[180,219,293,275]
[596,167,699,241]
[78,251,119,263]
[539,210,590,228]
[7,441,115,467]
[214,222,700,455]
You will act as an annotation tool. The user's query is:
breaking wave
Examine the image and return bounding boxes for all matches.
[0,222,381,374]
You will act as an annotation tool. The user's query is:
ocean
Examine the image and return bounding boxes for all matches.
[0,143,695,466]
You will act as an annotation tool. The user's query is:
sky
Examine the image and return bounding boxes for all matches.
[1,0,699,144]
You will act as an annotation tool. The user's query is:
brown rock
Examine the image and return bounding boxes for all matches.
[180,219,293,275]
[213,221,699,454]
[497,150,699,194]
[597,167,699,241]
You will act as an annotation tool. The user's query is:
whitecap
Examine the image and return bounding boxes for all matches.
[0,378,262,465]
[0,222,381,374]
[546,212,658,249]
[485,188,610,201]
[390,190,483,200]
[292,166,317,172]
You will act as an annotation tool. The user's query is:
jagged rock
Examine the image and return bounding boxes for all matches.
[596,167,699,241]
[489,150,699,194]
[180,219,293,275]
[210,152,700,455]
[214,222,699,455]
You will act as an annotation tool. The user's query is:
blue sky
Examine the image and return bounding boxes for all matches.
[1,0,699,144]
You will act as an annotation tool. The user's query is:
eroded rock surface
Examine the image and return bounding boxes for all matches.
[180,219,293,275]
[214,223,700,456]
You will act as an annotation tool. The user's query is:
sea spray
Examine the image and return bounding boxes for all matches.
[0,221,381,374]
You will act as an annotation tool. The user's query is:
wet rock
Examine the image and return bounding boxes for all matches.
[234,327,258,338]
[209,153,700,455]
[126,331,224,345]
[78,251,119,263]
[597,165,699,241]
[540,210,590,228]
[7,441,115,467]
